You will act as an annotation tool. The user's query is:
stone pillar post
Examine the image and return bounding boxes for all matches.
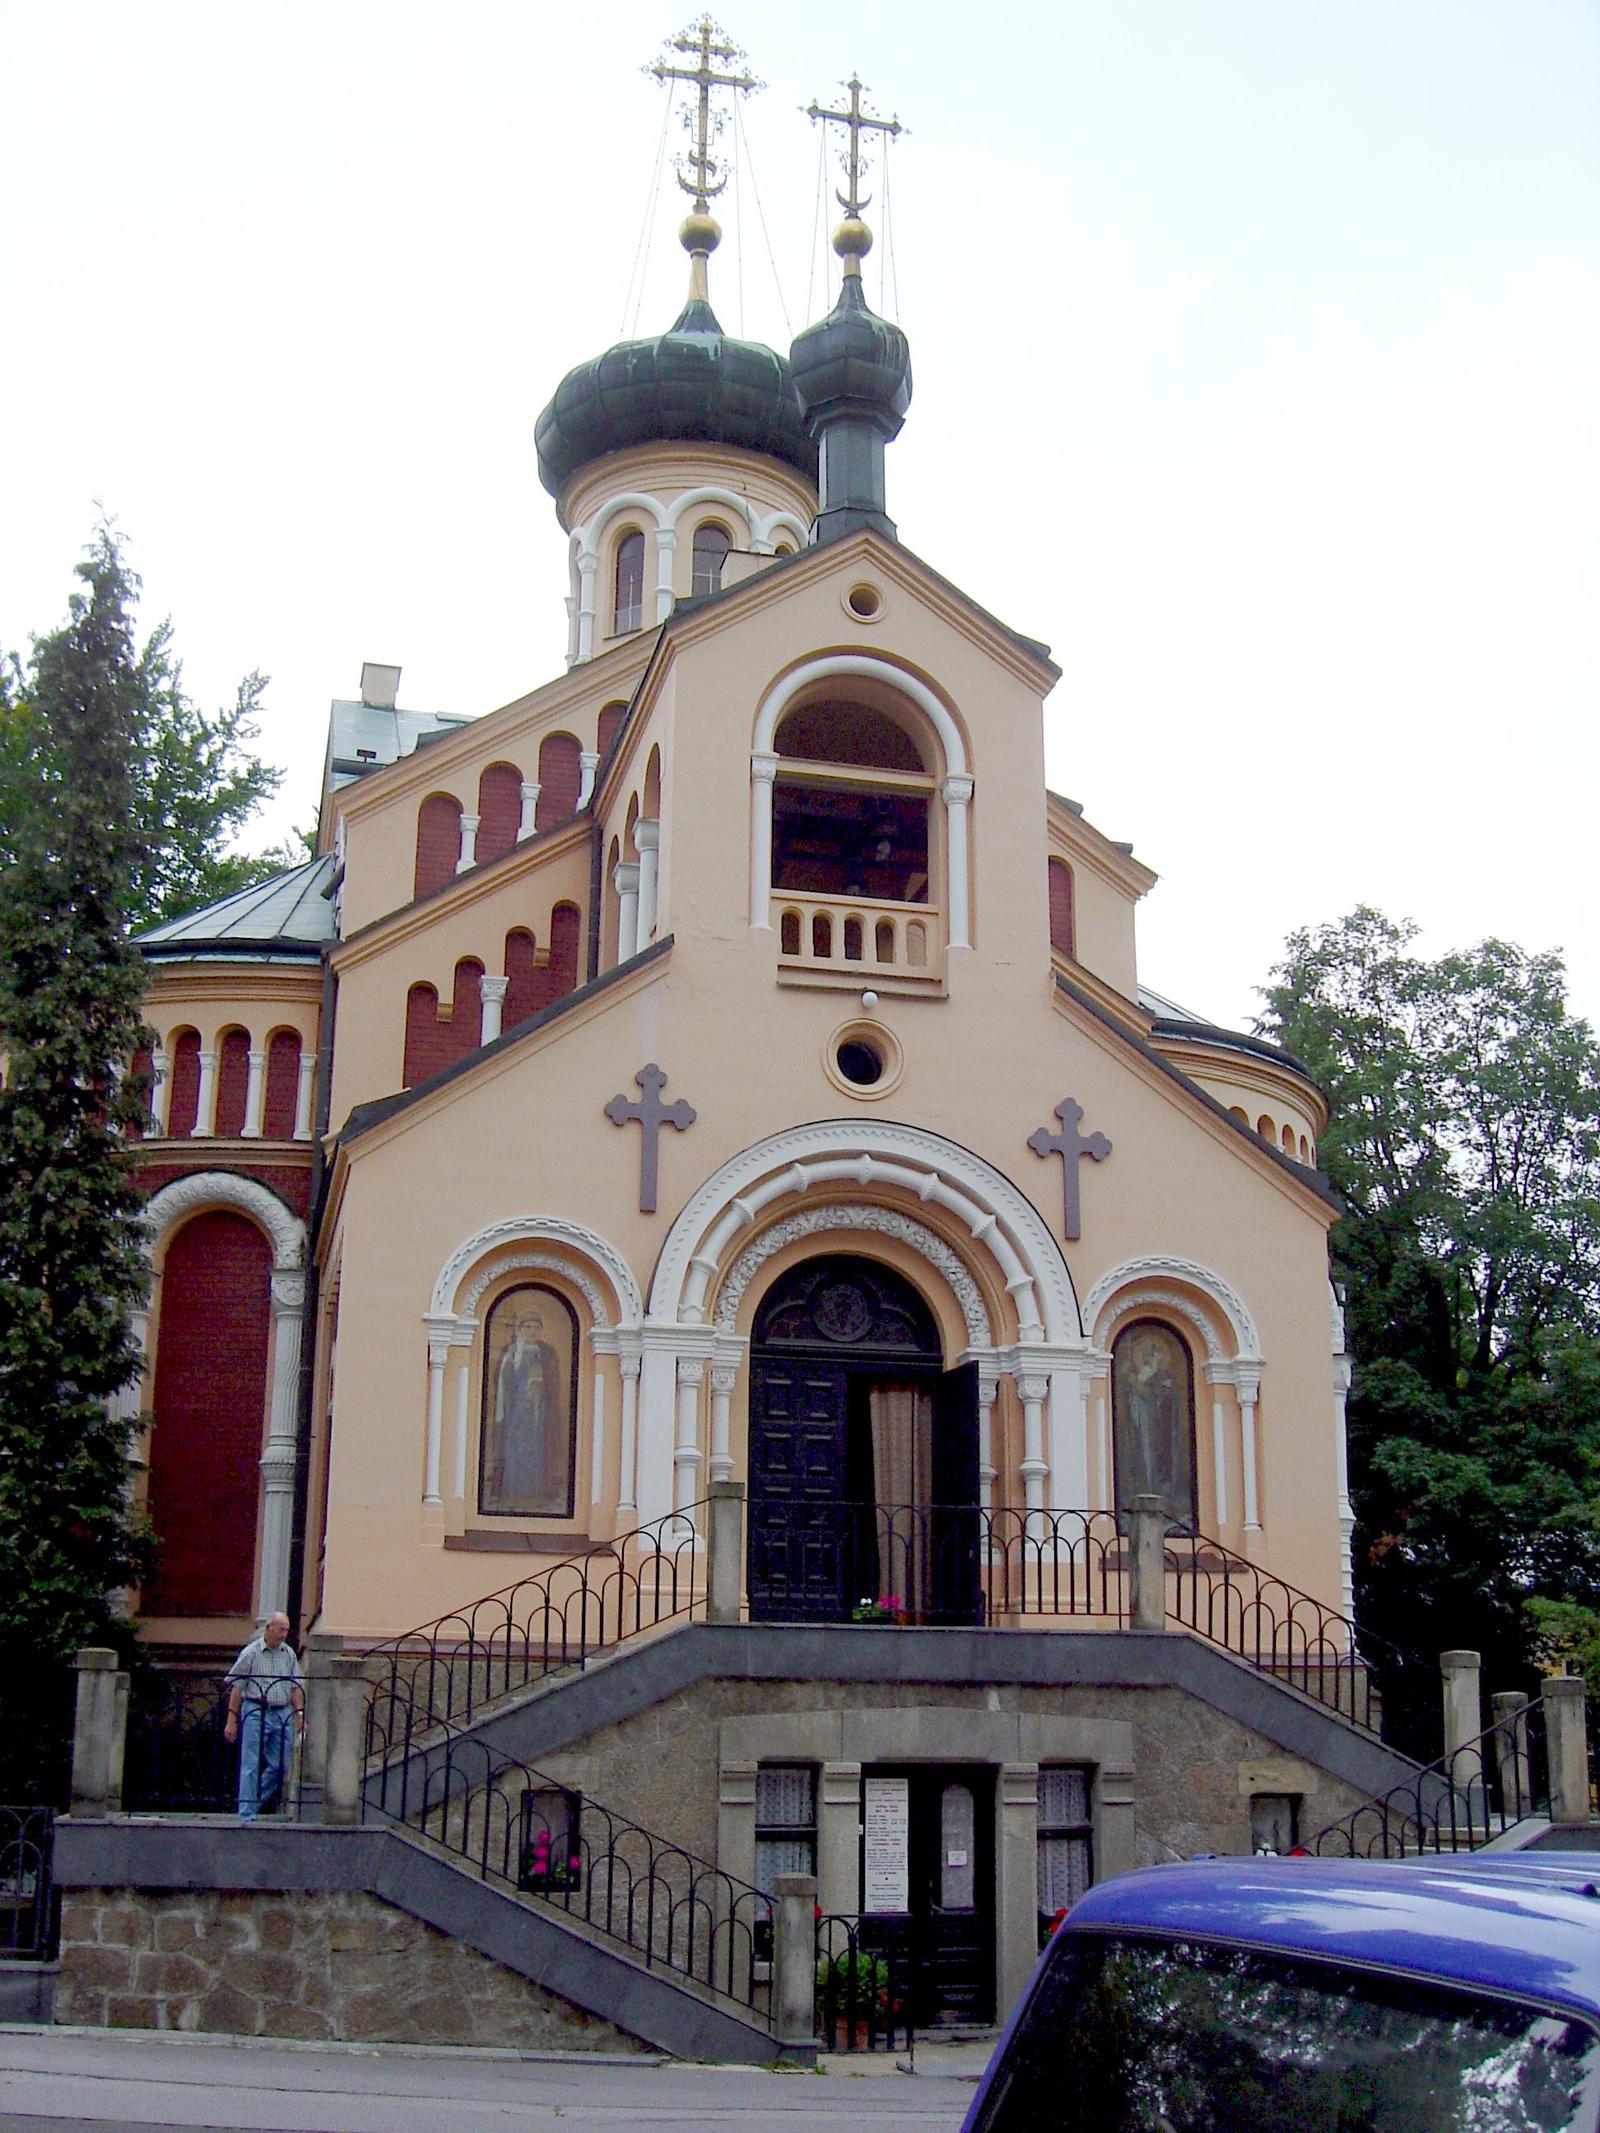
[193,1048,217,1136]
[1490,1690,1533,1819]
[257,1270,307,1616]
[941,774,974,949]
[576,552,598,663]
[70,1649,127,1816]
[149,1046,170,1135]
[456,812,480,874]
[322,1656,370,1827]
[518,780,541,841]
[1441,1649,1483,1818]
[577,751,600,809]
[615,863,641,962]
[293,1050,315,1141]
[749,753,778,929]
[479,975,509,1045]
[1128,1494,1168,1633]
[1545,1675,1591,1825]
[634,818,660,944]
[997,1762,1040,2023]
[300,1634,338,1808]
[817,1763,862,1918]
[241,1049,267,1138]
[706,1481,745,1624]
[772,1873,819,2055]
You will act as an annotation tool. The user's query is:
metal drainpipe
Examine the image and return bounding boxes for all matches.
[285,951,338,1636]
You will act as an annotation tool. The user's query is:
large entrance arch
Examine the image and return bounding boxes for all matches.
[746,1253,980,1625]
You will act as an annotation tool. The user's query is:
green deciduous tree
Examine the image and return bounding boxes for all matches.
[0,531,160,1799]
[1260,907,1600,1756]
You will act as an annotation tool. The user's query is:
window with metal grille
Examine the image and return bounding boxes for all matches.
[1037,1765,1093,1943]
[755,1763,818,1890]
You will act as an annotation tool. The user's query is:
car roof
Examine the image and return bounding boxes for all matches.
[1063,1857,1600,2023]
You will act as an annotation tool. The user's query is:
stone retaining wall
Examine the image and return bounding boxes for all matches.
[55,1887,650,2050]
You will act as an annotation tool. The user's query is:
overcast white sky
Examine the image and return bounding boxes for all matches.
[3,2,1595,1033]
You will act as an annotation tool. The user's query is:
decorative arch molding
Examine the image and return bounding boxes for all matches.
[142,1170,304,1271]
[752,653,969,775]
[574,490,669,560]
[650,1120,1079,1345]
[458,1252,609,1327]
[430,1215,642,1328]
[714,1205,993,1348]
[1082,1255,1261,1364]
[660,486,760,539]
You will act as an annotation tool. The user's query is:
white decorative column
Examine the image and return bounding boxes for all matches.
[615,862,641,961]
[1204,1362,1231,1530]
[148,1047,170,1136]
[1045,1351,1093,1508]
[749,753,779,929]
[617,1347,642,1515]
[576,552,598,663]
[1017,1372,1049,1531]
[1237,1364,1263,1539]
[563,592,578,671]
[422,1315,455,1509]
[674,1356,705,1515]
[976,1370,999,1510]
[941,774,974,950]
[709,1358,739,1484]
[518,780,541,841]
[589,1334,616,1511]
[257,1270,306,1617]
[192,1049,217,1137]
[577,751,600,810]
[293,1051,315,1142]
[450,1323,475,1504]
[241,1049,266,1139]
[456,813,480,874]
[634,819,660,943]
[479,975,509,1045]
[652,525,677,622]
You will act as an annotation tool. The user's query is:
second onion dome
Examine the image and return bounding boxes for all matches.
[788,218,913,546]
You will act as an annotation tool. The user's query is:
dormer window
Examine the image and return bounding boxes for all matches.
[692,522,732,597]
[614,530,645,634]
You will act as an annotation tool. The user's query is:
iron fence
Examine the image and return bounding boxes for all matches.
[361,1504,706,1738]
[0,1807,56,1961]
[815,1912,917,2057]
[124,1677,305,1818]
[1309,1693,1549,1858]
[366,1687,771,2022]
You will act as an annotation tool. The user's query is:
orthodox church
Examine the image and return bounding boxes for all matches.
[117,34,1379,2034]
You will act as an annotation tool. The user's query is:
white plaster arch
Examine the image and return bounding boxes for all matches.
[755,509,809,552]
[430,1216,643,1328]
[752,653,969,776]
[661,486,761,540]
[649,1121,1078,1344]
[459,1252,609,1326]
[714,1205,993,1348]
[573,490,670,562]
[1082,1255,1261,1364]
[142,1170,304,1270]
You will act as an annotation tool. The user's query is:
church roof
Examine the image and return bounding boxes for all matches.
[327,699,475,790]
[136,853,338,962]
[535,296,818,500]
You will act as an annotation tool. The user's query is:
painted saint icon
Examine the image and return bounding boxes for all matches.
[480,1285,577,1518]
[1111,1319,1196,1528]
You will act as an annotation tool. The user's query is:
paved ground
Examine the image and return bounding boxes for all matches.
[0,2028,984,2132]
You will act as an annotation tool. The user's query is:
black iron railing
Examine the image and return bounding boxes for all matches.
[365,1686,771,2023]
[362,1504,706,1737]
[0,1806,56,1961]
[815,1913,916,2057]
[124,1678,305,1817]
[1309,1694,1548,1858]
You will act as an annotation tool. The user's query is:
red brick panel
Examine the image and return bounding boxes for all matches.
[166,1031,202,1138]
[263,1031,302,1140]
[547,903,581,1005]
[1048,856,1076,961]
[535,734,582,832]
[476,762,523,866]
[403,983,447,1088]
[449,958,484,1059]
[214,1030,251,1137]
[414,793,463,900]
[136,1161,313,1223]
[144,1209,272,1616]
[503,929,541,1031]
[597,703,627,758]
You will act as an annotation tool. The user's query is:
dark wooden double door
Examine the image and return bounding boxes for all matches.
[859,1764,996,2029]
[746,1255,981,1625]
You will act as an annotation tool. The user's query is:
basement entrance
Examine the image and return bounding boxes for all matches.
[746,1253,981,1624]
[857,1764,997,2029]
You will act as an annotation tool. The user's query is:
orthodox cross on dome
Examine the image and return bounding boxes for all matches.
[650,16,760,217]
[805,74,904,276]
[605,1063,697,1214]
[1028,1098,1112,1243]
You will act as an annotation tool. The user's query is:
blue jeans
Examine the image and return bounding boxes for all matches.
[237,1704,295,1819]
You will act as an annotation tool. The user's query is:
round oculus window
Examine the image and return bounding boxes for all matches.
[846,583,883,620]
[836,1038,885,1086]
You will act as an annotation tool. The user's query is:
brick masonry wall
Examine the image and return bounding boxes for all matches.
[56,1888,651,2050]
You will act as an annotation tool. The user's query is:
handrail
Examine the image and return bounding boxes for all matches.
[1307,1693,1547,1857]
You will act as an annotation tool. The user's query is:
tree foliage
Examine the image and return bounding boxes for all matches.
[1260,908,1600,1754]
[0,531,161,1796]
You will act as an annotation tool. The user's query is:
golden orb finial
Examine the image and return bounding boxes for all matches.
[832,216,873,261]
[680,209,722,256]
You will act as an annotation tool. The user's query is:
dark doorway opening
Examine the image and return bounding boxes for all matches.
[858,1763,997,2029]
[746,1255,981,1623]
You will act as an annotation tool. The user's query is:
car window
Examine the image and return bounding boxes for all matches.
[968,1932,1599,2133]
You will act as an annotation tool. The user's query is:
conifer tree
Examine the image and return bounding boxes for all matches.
[0,530,157,1796]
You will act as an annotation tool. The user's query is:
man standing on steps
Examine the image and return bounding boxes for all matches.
[222,1612,304,1819]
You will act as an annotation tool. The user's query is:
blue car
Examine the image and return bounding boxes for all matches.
[962,1854,1600,2131]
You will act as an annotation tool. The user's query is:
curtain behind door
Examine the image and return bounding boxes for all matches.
[870,1382,934,1615]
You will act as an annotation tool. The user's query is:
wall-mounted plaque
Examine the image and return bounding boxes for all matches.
[863,1775,910,1914]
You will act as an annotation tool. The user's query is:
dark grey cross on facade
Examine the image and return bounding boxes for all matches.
[605,1063,696,1214]
[1028,1098,1112,1242]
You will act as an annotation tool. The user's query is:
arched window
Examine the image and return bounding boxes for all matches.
[403,983,444,1089]
[213,1028,251,1137]
[450,958,484,1055]
[263,1030,302,1139]
[476,762,523,867]
[479,1285,579,1518]
[414,793,463,899]
[166,1029,202,1137]
[536,733,582,832]
[597,702,628,758]
[1047,857,1076,960]
[614,530,645,634]
[547,903,581,1002]
[1111,1319,1197,1528]
[504,928,540,1031]
[772,702,932,910]
[692,522,731,597]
